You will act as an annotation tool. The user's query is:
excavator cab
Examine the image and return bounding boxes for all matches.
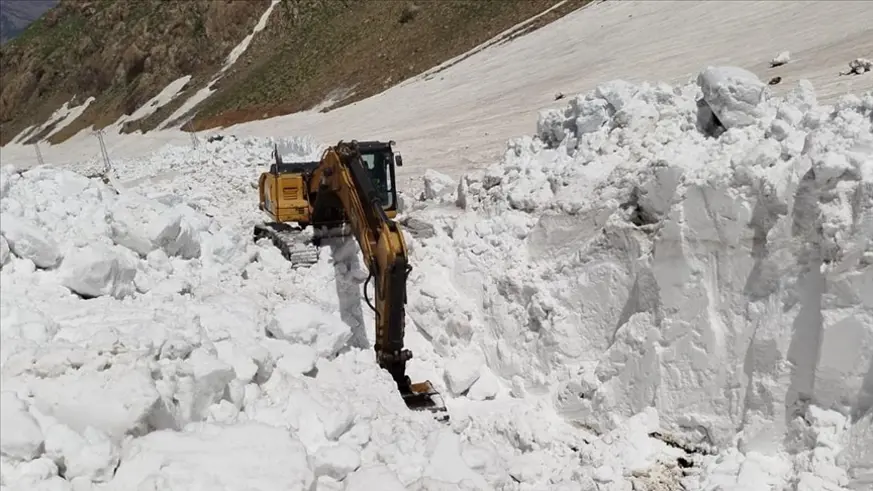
[355,140,402,217]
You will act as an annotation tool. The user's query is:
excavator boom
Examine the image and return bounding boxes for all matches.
[255,140,447,422]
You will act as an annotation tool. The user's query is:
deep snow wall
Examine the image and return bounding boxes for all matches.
[401,67,873,488]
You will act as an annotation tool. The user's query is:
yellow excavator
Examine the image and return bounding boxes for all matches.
[254,140,448,421]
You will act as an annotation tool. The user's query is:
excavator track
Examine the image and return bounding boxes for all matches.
[253,222,320,267]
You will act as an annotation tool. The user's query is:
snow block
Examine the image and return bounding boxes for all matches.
[423,169,456,201]
[0,391,45,461]
[344,465,406,491]
[697,66,767,129]
[467,366,500,401]
[0,235,9,267]
[106,194,167,257]
[30,365,160,442]
[107,423,314,491]
[444,350,484,396]
[267,303,352,358]
[152,206,209,259]
[312,443,361,481]
[43,424,119,483]
[58,243,137,299]
[0,215,62,268]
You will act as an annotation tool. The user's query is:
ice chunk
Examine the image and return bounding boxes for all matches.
[444,349,484,395]
[57,243,137,299]
[312,443,361,480]
[152,206,208,259]
[107,423,314,490]
[174,347,236,423]
[423,169,456,201]
[275,344,318,376]
[467,366,500,401]
[697,66,767,128]
[267,303,352,358]
[0,392,45,460]
[0,215,62,268]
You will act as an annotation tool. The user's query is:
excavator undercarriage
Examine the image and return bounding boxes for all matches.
[254,140,448,422]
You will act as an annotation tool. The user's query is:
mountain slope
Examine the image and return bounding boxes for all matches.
[0,0,590,146]
[0,0,57,43]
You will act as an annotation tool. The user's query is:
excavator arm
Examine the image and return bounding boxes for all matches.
[310,141,446,418]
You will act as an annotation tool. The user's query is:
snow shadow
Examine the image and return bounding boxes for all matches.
[327,236,369,350]
[785,168,825,422]
[853,360,873,423]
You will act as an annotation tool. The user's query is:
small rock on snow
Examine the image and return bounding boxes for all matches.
[0,391,45,461]
[770,51,791,67]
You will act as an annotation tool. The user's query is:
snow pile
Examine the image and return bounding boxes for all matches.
[2,64,871,491]
[399,66,873,489]
[0,136,509,491]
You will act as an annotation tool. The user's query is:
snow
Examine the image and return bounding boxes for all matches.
[1,1,872,489]
[4,1,871,190]
[222,0,280,72]
[0,392,45,461]
[3,66,870,490]
[10,97,95,144]
[114,75,192,127]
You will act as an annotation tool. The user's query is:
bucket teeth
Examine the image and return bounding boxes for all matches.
[403,381,449,423]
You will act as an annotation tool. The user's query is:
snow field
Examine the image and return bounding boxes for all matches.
[1,65,872,490]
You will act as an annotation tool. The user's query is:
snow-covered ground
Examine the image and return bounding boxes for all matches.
[2,0,871,191]
[2,60,872,489]
[2,1,873,490]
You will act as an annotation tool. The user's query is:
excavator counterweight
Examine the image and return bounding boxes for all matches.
[255,140,448,422]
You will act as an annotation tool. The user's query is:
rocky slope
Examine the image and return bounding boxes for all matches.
[0,0,590,147]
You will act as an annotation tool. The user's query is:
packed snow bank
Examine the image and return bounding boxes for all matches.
[399,66,873,489]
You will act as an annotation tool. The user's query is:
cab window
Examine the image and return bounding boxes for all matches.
[360,152,394,208]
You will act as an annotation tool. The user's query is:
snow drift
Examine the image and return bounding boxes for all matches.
[1,67,871,491]
[401,66,873,489]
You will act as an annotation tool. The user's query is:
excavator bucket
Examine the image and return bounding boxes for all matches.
[403,380,449,423]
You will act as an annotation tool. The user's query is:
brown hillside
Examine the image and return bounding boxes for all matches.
[0,0,591,147]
